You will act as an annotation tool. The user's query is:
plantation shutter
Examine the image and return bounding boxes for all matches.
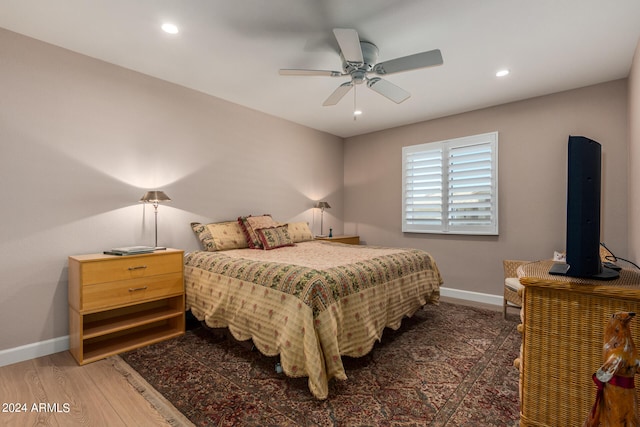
[402,132,498,235]
[403,144,445,232]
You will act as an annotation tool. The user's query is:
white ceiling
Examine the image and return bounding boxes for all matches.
[2,0,640,138]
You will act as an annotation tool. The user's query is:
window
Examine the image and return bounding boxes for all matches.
[402,132,498,235]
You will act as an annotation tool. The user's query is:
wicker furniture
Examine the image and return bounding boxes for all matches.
[516,260,640,427]
[503,260,528,319]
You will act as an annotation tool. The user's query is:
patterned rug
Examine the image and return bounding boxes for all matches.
[121,302,521,426]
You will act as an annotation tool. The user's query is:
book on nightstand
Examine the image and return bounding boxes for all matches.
[104,245,155,256]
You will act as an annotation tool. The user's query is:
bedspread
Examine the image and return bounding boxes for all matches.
[184,241,442,399]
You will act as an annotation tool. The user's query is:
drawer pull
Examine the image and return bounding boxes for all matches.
[128,286,148,292]
[128,265,147,271]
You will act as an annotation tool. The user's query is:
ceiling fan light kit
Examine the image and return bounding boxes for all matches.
[279,28,443,111]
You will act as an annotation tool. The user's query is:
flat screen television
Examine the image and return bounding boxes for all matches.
[549,135,619,280]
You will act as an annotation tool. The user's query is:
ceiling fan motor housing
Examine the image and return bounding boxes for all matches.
[341,41,378,81]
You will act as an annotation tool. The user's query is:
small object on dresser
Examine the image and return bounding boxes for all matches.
[583,311,640,427]
[106,245,155,255]
[603,262,622,271]
[329,228,333,238]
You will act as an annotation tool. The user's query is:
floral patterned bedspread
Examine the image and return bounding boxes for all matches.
[184,241,442,399]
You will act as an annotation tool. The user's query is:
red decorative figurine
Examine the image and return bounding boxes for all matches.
[584,312,640,427]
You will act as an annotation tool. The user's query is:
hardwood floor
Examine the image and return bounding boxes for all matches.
[0,351,193,427]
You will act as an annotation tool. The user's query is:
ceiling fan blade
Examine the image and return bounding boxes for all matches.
[279,69,343,77]
[323,82,353,106]
[333,28,363,64]
[367,78,410,103]
[373,49,443,75]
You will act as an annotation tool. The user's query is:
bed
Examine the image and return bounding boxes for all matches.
[185,218,442,399]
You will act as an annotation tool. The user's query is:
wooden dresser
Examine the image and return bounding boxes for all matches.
[68,249,185,365]
[517,260,640,427]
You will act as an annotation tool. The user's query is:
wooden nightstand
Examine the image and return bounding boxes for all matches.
[68,248,185,365]
[315,235,360,245]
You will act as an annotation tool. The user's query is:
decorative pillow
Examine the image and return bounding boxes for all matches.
[255,224,294,250]
[191,221,249,251]
[287,221,314,242]
[191,222,216,251]
[238,215,278,249]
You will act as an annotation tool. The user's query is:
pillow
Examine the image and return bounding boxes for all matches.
[255,224,294,250]
[191,222,215,251]
[238,215,278,249]
[191,221,249,251]
[287,221,314,243]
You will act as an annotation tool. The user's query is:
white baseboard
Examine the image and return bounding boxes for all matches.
[440,286,503,307]
[0,288,500,368]
[0,335,69,368]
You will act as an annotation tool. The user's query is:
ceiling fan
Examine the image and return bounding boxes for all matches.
[279,28,443,107]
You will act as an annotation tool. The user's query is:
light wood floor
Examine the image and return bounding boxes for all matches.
[0,351,193,427]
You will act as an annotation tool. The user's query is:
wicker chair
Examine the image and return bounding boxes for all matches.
[599,244,614,263]
[503,260,528,319]
[503,248,614,320]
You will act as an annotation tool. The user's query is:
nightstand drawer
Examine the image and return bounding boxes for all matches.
[81,252,183,285]
[82,272,183,311]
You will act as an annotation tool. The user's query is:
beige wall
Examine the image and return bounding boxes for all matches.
[344,80,629,295]
[0,29,343,353]
[629,37,640,261]
[1,26,635,358]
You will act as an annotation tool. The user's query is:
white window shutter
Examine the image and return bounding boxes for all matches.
[403,144,444,231]
[402,132,498,235]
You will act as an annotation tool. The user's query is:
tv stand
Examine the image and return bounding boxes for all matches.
[517,260,640,427]
[549,262,620,280]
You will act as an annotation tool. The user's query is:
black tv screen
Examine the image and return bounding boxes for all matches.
[549,136,619,280]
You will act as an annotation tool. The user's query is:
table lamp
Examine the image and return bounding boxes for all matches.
[139,191,171,249]
[315,201,331,237]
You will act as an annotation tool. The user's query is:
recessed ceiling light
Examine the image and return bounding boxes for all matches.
[496,69,510,77]
[161,23,179,34]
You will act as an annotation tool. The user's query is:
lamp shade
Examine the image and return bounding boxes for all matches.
[315,201,331,209]
[139,191,171,204]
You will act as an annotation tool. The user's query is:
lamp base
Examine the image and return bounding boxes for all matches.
[154,246,167,251]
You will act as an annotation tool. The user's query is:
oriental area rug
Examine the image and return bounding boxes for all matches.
[119,302,521,426]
